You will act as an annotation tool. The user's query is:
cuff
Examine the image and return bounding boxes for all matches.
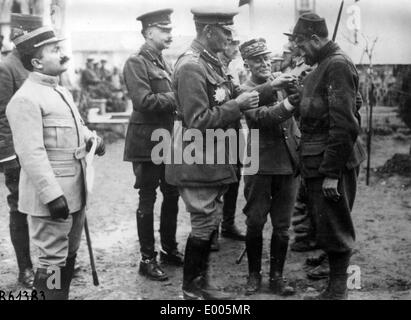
[284,98,295,111]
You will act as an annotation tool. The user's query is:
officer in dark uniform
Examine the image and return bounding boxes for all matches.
[123,9,182,282]
[0,13,43,288]
[290,13,366,300]
[166,7,295,300]
[240,38,301,296]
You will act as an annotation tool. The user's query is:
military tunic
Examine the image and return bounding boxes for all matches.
[299,41,366,252]
[123,43,179,258]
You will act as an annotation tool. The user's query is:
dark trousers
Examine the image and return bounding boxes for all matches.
[243,174,298,238]
[2,161,32,271]
[133,162,179,259]
[222,168,241,229]
[292,179,316,242]
[305,167,359,253]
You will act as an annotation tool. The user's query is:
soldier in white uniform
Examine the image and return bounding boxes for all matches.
[6,25,105,300]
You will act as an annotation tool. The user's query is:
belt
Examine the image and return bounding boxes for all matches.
[46,145,87,161]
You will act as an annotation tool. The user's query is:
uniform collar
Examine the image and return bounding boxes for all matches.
[141,42,162,60]
[29,72,59,88]
[191,39,223,68]
[317,41,340,63]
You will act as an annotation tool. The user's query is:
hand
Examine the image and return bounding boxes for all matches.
[271,73,297,90]
[235,91,259,111]
[322,177,341,202]
[288,92,301,106]
[47,195,69,220]
[86,136,106,156]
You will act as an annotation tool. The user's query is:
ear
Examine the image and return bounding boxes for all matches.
[243,61,250,71]
[203,25,212,38]
[31,57,43,70]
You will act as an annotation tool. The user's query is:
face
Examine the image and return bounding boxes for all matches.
[208,25,232,53]
[224,39,239,60]
[246,53,272,82]
[146,26,173,51]
[294,35,318,66]
[32,42,69,76]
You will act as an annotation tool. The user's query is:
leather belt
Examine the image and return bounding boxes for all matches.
[46,145,87,161]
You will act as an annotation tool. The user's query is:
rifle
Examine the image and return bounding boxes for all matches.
[332,1,345,42]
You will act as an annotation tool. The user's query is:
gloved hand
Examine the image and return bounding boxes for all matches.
[47,195,69,220]
[86,136,106,156]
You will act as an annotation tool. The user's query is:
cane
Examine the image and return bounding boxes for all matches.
[236,246,247,264]
[84,217,99,286]
[84,131,99,286]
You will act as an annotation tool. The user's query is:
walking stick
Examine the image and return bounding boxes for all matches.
[84,217,99,286]
[84,131,99,286]
[236,246,247,264]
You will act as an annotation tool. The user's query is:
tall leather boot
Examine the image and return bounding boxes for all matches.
[61,255,77,300]
[200,230,232,300]
[245,233,262,295]
[182,236,209,300]
[33,268,67,300]
[305,251,350,300]
[269,232,295,296]
[10,211,34,288]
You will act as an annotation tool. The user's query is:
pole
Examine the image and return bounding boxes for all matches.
[332,0,344,41]
[84,217,99,286]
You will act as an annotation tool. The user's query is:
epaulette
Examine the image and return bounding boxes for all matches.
[177,49,200,63]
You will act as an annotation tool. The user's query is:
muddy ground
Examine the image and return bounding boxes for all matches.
[1,133,410,300]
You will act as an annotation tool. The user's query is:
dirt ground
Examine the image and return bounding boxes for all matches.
[1,133,410,300]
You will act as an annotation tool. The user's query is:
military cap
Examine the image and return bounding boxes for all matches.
[191,7,238,32]
[10,13,43,31]
[137,9,173,30]
[13,25,65,54]
[239,38,271,60]
[291,13,328,38]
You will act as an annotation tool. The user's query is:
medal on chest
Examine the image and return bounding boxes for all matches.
[214,87,228,104]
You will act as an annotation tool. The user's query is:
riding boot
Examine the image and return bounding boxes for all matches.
[61,255,76,300]
[182,236,209,300]
[245,233,262,295]
[269,232,295,296]
[33,267,66,300]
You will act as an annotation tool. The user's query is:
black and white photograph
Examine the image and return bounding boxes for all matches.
[0,0,410,305]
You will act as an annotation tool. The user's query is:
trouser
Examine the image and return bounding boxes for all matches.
[222,168,241,229]
[243,174,298,238]
[2,159,32,271]
[305,167,359,253]
[133,162,179,259]
[179,186,228,241]
[292,179,316,242]
[30,209,85,267]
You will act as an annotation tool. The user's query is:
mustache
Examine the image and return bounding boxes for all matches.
[60,56,70,64]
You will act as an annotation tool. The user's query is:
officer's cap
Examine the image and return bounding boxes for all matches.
[13,25,65,54]
[191,7,238,32]
[137,9,173,31]
[291,13,328,39]
[240,38,271,60]
[10,13,43,31]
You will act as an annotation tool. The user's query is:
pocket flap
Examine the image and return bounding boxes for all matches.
[53,166,76,177]
[301,141,327,156]
[43,118,74,128]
